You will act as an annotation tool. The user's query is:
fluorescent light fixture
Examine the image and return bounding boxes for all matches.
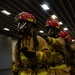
[1,10,11,15]
[72,39,75,42]
[3,28,10,31]
[41,4,49,10]
[58,22,63,25]
[51,15,57,19]
[63,27,68,30]
[39,30,44,33]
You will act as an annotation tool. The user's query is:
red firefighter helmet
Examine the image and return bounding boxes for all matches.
[59,30,69,38]
[46,19,60,38]
[68,37,73,42]
[46,20,59,28]
[14,12,36,23]
[14,12,36,35]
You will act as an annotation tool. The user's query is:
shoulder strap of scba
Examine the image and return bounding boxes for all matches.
[33,31,38,51]
[16,38,22,64]
[17,38,22,51]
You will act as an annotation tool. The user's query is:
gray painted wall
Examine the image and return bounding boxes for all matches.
[0,34,12,75]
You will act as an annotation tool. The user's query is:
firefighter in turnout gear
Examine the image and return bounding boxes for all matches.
[70,42,75,75]
[65,37,75,75]
[12,12,52,75]
[45,18,71,75]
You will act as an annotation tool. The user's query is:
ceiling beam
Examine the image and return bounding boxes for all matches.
[49,0,75,38]
[67,0,75,17]
[59,0,75,28]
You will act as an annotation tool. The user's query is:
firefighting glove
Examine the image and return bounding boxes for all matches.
[20,47,36,58]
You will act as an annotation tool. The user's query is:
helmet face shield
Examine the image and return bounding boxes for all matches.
[15,21,32,35]
[46,26,60,38]
[17,21,27,30]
